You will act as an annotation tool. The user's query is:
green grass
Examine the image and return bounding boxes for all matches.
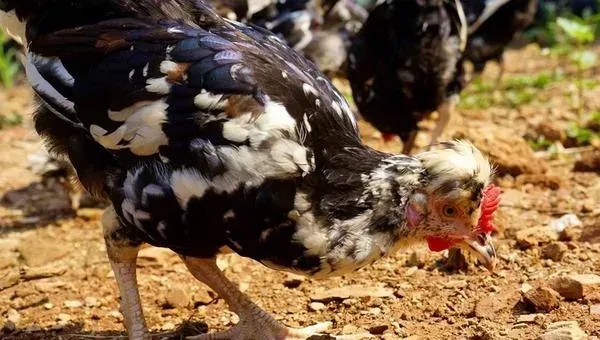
[0,30,20,89]
[0,112,23,129]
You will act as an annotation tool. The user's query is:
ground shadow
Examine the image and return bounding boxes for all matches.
[1,320,209,340]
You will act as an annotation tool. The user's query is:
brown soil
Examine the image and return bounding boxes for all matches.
[0,44,599,340]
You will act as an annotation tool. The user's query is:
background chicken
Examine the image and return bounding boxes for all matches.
[462,0,538,83]
[0,0,500,339]
[347,0,468,154]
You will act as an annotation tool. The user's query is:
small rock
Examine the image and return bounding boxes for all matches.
[194,289,215,306]
[523,287,561,313]
[84,297,98,307]
[57,313,71,323]
[368,324,388,335]
[549,214,582,234]
[549,274,600,300]
[163,286,190,309]
[515,227,558,249]
[475,290,521,319]
[21,265,67,281]
[444,280,468,289]
[2,320,16,333]
[590,304,600,315]
[0,272,20,291]
[539,321,587,340]
[520,283,534,294]
[18,239,69,267]
[76,208,103,220]
[43,303,54,310]
[535,121,566,142]
[6,309,21,324]
[541,243,568,261]
[283,274,305,289]
[406,250,427,268]
[368,307,381,315]
[138,247,174,268]
[64,300,83,308]
[517,313,545,323]
[573,150,600,172]
[310,285,394,302]
[161,322,176,331]
[309,302,326,312]
[342,324,358,334]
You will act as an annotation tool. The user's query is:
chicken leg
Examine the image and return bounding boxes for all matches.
[182,257,372,340]
[429,95,457,148]
[102,207,150,340]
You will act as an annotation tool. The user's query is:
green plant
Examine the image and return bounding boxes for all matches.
[0,112,23,129]
[555,16,598,115]
[0,30,20,88]
[527,136,553,151]
[565,124,598,144]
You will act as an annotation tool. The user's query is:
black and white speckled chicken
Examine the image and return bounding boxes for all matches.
[1,0,500,339]
[462,0,537,82]
[348,0,468,154]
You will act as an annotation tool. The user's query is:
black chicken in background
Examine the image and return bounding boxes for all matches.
[462,0,538,84]
[348,0,468,154]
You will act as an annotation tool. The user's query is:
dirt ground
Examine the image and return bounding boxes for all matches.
[0,44,599,340]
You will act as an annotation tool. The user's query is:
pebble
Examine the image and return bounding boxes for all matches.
[194,289,215,306]
[523,286,561,313]
[342,324,358,334]
[517,313,545,323]
[549,274,600,300]
[590,304,600,315]
[444,280,468,289]
[541,242,568,261]
[283,274,305,289]
[549,214,582,234]
[515,227,558,249]
[84,297,98,307]
[57,313,71,323]
[309,302,326,312]
[310,285,394,302]
[2,320,16,333]
[64,300,83,308]
[43,302,54,310]
[368,324,389,335]
[161,322,176,330]
[7,309,21,324]
[520,283,534,294]
[539,321,587,340]
[17,239,69,267]
[475,290,521,319]
[163,286,190,309]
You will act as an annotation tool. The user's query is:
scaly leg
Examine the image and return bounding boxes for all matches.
[494,56,505,91]
[401,130,418,155]
[103,207,150,340]
[182,257,372,340]
[429,96,457,148]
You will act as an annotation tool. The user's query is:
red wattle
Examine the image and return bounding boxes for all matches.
[477,184,501,233]
[382,133,395,143]
[426,236,460,252]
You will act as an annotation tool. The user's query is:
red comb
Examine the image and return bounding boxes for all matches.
[477,184,501,233]
[382,133,395,143]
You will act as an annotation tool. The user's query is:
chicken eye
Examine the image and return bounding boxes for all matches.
[442,205,457,217]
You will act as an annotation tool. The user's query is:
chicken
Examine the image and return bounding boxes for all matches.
[462,0,537,84]
[347,0,468,154]
[219,0,367,75]
[1,0,500,339]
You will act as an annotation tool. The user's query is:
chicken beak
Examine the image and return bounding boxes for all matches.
[460,233,497,271]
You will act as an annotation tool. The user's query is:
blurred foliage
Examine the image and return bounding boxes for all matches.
[459,71,563,109]
[0,112,23,129]
[0,29,20,89]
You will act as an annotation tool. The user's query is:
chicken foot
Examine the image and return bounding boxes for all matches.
[182,257,372,340]
[102,207,150,340]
